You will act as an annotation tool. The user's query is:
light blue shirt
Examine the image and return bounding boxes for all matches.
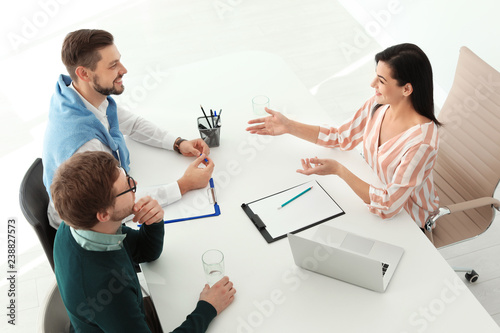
[70,226,127,252]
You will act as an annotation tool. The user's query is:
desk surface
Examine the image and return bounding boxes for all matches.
[125,51,499,333]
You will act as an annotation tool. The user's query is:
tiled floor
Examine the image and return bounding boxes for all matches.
[1,0,500,332]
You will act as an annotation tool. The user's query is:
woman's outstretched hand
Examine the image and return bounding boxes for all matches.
[246,108,291,136]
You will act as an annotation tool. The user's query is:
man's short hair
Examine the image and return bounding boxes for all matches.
[61,29,114,81]
[51,151,120,229]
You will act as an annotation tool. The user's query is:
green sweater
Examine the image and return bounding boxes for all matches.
[54,222,216,332]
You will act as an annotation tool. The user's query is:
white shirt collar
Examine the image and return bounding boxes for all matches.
[69,82,109,122]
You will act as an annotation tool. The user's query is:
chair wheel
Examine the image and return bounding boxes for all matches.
[465,270,479,283]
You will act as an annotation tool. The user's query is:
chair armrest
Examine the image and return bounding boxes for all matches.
[445,197,500,214]
[425,197,500,232]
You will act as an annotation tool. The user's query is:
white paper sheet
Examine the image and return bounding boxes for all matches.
[162,183,216,221]
[246,180,343,239]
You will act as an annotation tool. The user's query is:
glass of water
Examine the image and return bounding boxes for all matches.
[202,249,225,286]
[252,95,269,115]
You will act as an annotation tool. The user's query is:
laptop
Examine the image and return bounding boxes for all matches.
[287,225,404,292]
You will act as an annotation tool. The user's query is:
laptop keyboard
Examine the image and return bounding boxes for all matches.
[382,263,390,276]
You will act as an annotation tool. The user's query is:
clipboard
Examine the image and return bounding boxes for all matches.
[163,178,220,224]
[137,178,220,226]
[241,180,344,243]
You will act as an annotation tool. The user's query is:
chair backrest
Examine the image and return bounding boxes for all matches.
[432,46,500,248]
[19,158,56,271]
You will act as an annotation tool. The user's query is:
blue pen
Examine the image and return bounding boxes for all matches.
[277,186,313,209]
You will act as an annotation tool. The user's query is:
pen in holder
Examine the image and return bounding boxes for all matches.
[197,116,221,147]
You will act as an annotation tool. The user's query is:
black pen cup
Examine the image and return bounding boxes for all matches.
[197,116,221,147]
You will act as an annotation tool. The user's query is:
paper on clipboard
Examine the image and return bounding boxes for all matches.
[242,180,344,242]
[162,181,219,222]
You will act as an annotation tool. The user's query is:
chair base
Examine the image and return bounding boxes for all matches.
[453,267,479,283]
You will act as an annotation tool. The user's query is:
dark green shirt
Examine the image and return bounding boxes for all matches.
[54,222,216,332]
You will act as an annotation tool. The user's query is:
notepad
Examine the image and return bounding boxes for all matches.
[241,180,344,243]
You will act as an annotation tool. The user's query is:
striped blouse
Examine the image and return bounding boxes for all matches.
[317,96,440,228]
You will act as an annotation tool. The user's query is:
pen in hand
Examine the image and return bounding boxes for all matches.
[200,153,209,163]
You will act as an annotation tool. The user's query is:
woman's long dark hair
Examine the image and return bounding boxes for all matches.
[373,43,441,126]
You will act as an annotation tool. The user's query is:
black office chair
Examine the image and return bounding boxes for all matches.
[19,158,56,272]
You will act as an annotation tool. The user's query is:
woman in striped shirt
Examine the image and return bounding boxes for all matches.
[246,44,441,229]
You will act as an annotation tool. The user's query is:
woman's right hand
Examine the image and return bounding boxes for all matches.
[246,107,291,136]
[296,157,343,176]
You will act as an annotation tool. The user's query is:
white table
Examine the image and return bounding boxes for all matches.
[125,51,499,333]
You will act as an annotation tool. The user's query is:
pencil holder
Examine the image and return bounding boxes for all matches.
[197,116,221,147]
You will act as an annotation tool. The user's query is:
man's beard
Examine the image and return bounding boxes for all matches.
[93,75,124,96]
[111,205,134,222]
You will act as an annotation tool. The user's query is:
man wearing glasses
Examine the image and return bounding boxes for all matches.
[51,151,236,333]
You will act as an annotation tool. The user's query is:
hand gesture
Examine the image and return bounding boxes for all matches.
[132,196,164,225]
[296,157,343,176]
[179,138,210,156]
[199,276,236,315]
[246,107,291,136]
[177,154,214,195]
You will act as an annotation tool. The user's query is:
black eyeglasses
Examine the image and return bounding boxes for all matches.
[116,174,137,197]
